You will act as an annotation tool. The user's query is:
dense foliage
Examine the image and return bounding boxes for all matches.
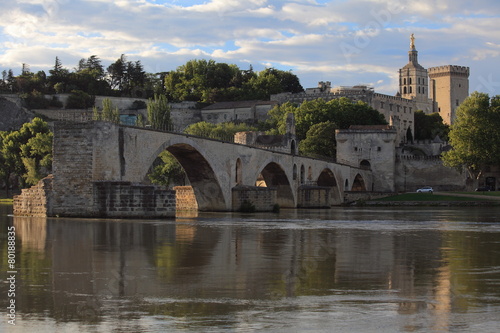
[442,92,500,179]
[1,57,303,104]
[414,111,449,141]
[164,60,303,103]
[266,98,387,157]
[0,118,53,194]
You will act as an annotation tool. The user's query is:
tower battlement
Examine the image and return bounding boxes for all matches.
[428,65,470,77]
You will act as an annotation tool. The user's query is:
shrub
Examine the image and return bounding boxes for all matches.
[65,90,95,109]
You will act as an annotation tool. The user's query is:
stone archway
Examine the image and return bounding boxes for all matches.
[257,162,295,207]
[317,168,342,205]
[165,143,226,211]
[351,173,367,191]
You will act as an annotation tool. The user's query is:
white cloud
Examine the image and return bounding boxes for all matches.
[0,0,498,95]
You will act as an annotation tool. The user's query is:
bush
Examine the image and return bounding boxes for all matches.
[65,90,95,109]
[131,100,147,110]
[20,90,50,109]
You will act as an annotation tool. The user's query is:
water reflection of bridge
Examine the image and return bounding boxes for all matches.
[49,121,372,217]
[12,214,459,329]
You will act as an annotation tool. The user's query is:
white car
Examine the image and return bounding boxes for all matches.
[416,186,433,193]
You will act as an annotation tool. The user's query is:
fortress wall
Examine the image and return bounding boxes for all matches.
[394,156,465,192]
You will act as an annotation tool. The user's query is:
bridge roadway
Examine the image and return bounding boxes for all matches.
[51,121,372,213]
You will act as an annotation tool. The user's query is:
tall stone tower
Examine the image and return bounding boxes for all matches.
[428,65,470,125]
[398,34,431,112]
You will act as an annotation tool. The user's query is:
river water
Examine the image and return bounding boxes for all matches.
[1,204,500,332]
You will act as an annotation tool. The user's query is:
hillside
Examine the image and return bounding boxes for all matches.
[0,96,33,131]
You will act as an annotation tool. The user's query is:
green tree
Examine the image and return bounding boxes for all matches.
[298,121,338,158]
[0,118,53,191]
[93,98,120,123]
[184,121,256,141]
[147,94,172,130]
[49,56,70,93]
[414,111,449,141]
[442,92,500,180]
[66,90,95,109]
[148,151,186,187]
[268,97,386,140]
[164,59,303,103]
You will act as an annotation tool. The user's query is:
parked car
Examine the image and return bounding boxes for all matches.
[475,186,493,192]
[416,186,433,193]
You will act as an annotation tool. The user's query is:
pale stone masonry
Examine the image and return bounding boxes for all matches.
[174,186,198,211]
[13,175,53,217]
[271,35,469,145]
[428,65,470,125]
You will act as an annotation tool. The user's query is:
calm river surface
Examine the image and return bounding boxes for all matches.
[1,204,500,332]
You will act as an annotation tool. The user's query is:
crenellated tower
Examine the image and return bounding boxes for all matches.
[428,65,470,125]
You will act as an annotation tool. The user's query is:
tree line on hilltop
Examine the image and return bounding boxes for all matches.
[0,56,304,108]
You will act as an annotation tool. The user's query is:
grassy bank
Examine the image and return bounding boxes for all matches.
[368,192,500,206]
[375,193,492,202]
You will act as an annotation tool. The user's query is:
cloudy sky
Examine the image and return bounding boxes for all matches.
[1,0,499,96]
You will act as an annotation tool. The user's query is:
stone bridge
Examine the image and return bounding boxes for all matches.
[42,121,373,217]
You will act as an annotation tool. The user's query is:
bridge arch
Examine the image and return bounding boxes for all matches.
[255,162,295,208]
[351,173,367,191]
[317,168,342,205]
[154,142,227,211]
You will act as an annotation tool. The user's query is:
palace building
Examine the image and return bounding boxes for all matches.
[271,34,470,145]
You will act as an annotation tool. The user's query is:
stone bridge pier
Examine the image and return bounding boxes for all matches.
[20,121,373,217]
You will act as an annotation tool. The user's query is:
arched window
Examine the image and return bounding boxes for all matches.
[409,86,412,93]
[409,77,412,84]
[300,165,305,185]
[403,87,407,94]
[293,164,297,181]
[403,78,406,85]
[308,166,313,181]
[360,160,371,169]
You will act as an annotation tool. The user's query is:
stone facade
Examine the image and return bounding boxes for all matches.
[41,122,178,218]
[94,181,175,218]
[232,185,277,211]
[13,175,53,217]
[335,126,466,193]
[271,35,469,144]
[336,126,398,192]
[428,65,470,125]
[297,186,331,208]
[174,186,198,211]
[394,154,465,192]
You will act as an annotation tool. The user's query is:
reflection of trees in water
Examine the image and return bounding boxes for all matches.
[5,212,500,327]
